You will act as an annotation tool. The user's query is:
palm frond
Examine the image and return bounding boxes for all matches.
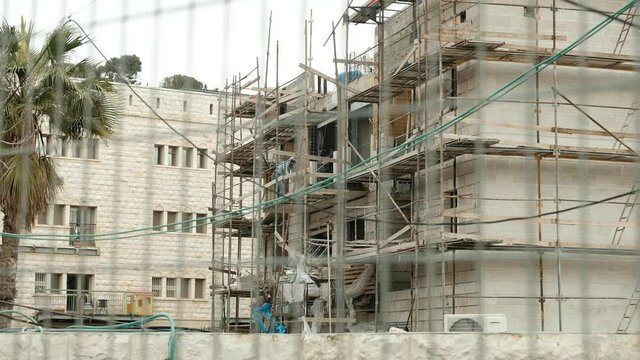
[40,22,86,65]
[1,20,122,234]
[0,153,62,232]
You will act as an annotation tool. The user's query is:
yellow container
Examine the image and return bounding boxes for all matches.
[134,292,153,316]
[123,292,154,316]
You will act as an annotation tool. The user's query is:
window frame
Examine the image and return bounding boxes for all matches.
[168,146,179,167]
[180,278,190,299]
[166,211,178,232]
[35,273,46,294]
[165,278,176,298]
[195,279,205,299]
[197,149,207,169]
[152,277,162,297]
[196,213,207,234]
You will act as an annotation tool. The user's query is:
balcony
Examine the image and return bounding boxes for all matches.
[69,223,96,247]
[34,289,153,320]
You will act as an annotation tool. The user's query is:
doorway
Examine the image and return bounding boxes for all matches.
[66,274,93,311]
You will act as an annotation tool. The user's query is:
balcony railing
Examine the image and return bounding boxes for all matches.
[34,289,153,317]
[69,223,96,247]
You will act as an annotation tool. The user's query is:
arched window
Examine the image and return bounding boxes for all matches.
[156,98,161,109]
[128,94,133,105]
[183,100,188,112]
[209,104,213,115]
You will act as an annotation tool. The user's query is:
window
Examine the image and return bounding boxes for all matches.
[45,136,97,159]
[209,104,213,115]
[180,278,190,299]
[35,273,46,294]
[156,97,161,109]
[128,94,133,105]
[166,278,176,298]
[152,277,162,297]
[458,10,467,23]
[168,146,179,166]
[61,138,70,157]
[69,206,96,246]
[347,219,365,241]
[182,147,193,168]
[153,211,163,231]
[154,145,165,165]
[71,140,82,158]
[86,138,99,160]
[37,206,49,225]
[37,135,48,155]
[181,213,193,233]
[167,211,178,231]
[53,205,66,226]
[196,213,207,234]
[195,279,205,299]
[50,273,62,294]
[183,100,188,112]
[155,144,204,169]
[197,149,207,169]
[46,136,59,156]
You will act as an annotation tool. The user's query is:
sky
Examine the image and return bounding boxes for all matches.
[1,0,377,90]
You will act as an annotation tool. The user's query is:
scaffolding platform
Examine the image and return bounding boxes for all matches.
[219,110,337,166]
[350,40,640,103]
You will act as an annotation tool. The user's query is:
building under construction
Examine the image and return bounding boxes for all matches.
[211,0,640,334]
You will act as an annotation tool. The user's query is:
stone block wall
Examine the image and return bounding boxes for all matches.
[10,84,255,329]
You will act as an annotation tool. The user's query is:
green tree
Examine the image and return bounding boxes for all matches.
[98,54,142,84]
[160,74,206,90]
[0,20,121,327]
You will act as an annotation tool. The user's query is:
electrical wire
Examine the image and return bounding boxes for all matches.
[360,188,640,227]
[560,0,640,29]
[0,310,41,329]
[2,1,635,242]
[66,17,304,214]
[0,299,136,325]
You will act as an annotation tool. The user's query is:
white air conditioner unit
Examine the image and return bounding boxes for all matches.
[443,314,507,333]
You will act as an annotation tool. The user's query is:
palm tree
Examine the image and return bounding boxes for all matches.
[0,20,120,327]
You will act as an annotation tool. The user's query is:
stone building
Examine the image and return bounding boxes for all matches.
[13,84,224,329]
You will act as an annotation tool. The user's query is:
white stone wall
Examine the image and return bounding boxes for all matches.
[1,332,639,360]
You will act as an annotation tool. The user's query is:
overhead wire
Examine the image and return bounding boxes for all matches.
[2,1,636,242]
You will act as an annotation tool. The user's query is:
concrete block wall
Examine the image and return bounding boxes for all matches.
[368,1,640,334]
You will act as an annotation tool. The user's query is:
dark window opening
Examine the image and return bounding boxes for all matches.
[458,10,467,23]
[444,190,458,233]
[347,218,365,242]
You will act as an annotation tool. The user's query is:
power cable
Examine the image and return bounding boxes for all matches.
[360,188,640,227]
[560,0,640,29]
[66,17,312,214]
[2,1,634,241]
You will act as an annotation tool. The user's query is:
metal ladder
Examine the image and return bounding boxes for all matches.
[610,103,640,245]
[613,5,638,55]
[616,279,640,333]
[612,5,640,333]
[610,3,639,244]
